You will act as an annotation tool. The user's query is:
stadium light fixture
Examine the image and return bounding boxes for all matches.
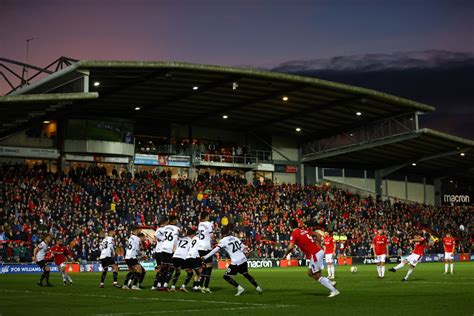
[232,82,238,90]
[93,81,100,87]
[222,115,228,119]
[411,162,417,166]
[134,107,141,111]
[282,96,289,101]
[460,152,465,156]
[295,127,301,132]
[43,120,50,124]
[356,111,362,116]
[193,86,199,90]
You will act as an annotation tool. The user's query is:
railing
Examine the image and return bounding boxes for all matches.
[194,150,272,166]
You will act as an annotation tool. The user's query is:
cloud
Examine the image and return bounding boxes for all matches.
[271,50,474,73]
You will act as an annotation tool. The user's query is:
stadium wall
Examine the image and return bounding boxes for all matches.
[324,176,435,205]
[0,129,54,148]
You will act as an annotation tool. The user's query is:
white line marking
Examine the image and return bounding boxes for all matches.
[0,289,293,308]
[94,306,272,316]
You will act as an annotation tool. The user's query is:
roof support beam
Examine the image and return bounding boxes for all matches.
[188,84,307,123]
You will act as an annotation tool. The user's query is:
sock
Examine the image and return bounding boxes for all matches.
[377,266,381,277]
[172,270,181,286]
[331,265,335,277]
[204,267,212,288]
[158,266,168,286]
[318,276,336,292]
[445,264,448,273]
[223,274,239,288]
[40,272,46,284]
[101,271,108,283]
[381,266,385,277]
[394,262,405,270]
[61,271,67,282]
[450,264,454,273]
[124,272,133,286]
[192,280,199,288]
[153,272,160,287]
[139,270,146,284]
[243,273,259,288]
[67,274,72,282]
[132,272,140,286]
[183,271,193,286]
[404,268,413,280]
[165,268,173,284]
[113,272,118,283]
[45,271,50,284]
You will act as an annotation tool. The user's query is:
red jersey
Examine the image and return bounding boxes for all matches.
[412,239,426,256]
[323,236,335,254]
[290,228,321,258]
[50,245,73,265]
[373,235,388,255]
[442,237,455,252]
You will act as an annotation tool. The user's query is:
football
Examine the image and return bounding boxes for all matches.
[350,266,358,273]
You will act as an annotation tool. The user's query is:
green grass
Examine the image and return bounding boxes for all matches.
[0,262,473,316]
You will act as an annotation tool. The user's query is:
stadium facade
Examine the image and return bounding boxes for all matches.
[0,58,472,206]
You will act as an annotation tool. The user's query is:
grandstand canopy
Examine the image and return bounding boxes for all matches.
[302,128,474,178]
[0,60,434,138]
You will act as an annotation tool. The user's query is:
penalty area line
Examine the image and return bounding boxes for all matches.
[94,306,274,316]
[0,289,293,309]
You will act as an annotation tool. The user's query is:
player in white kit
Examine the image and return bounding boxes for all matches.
[169,229,192,291]
[202,225,263,296]
[183,228,202,292]
[99,228,120,288]
[34,234,52,287]
[152,217,167,290]
[197,211,214,293]
[156,215,180,290]
[123,228,145,290]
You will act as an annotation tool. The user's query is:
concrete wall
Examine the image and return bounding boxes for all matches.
[0,130,54,148]
[324,175,435,205]
[271,136,298,161]
[274,172,296,184]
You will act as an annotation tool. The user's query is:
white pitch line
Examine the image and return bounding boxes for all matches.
[0,289,293,308]
[94,306,273,316]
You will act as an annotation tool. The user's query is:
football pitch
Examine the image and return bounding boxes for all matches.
[0,262,473,316]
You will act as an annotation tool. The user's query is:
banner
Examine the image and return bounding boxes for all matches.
[134,154,190,167]
[0,263,60,274]
[0,146,59,159]
[65,154,129,164]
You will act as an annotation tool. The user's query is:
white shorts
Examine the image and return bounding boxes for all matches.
[325,254,334,264]
[406,253,421,266]
[58,262,67,269]
[309,250,325,274]
[444,252,454,260]
[375,255,386,263]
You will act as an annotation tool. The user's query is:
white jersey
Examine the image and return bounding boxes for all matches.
[161,224,180,254]
[99,236,115,259]
[215,236,247,265]
[197,221,213,251]
[36,241,48,262]
[173,237,191,259]
[154,226,165,253]
[186,236,200,259]
[125,235,141,259]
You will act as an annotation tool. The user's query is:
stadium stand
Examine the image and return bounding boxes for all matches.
[0,163,471,264]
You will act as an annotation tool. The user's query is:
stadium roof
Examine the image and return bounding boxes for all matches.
[302,128,474,178]
[0,60,435,138]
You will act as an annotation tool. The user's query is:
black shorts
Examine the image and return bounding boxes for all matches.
[225,262,248,276]
[185,258,201,270]
[199,250,213,264]
[161,252,173,265]
[172,257,186,269]
[125,259,139,268]
[100,257,116,269]
[36,260,47,269]
[154,252,162,266]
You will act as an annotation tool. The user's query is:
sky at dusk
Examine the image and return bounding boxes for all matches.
[1,0,473,137]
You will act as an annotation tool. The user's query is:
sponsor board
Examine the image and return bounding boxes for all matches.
[0,146,59,159]
[134,154,190,167]
[443,194,470,204]
[0,264,60,274]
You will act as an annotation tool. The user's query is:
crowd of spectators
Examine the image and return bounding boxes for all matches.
[0,163,472,264]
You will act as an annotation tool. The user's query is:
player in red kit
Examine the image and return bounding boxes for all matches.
[389,232,428,281]
[442,233,455,274]
[371,229,389,278]
[283,220,340,297]
[50,239,74,285]
[323,231,336,280]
